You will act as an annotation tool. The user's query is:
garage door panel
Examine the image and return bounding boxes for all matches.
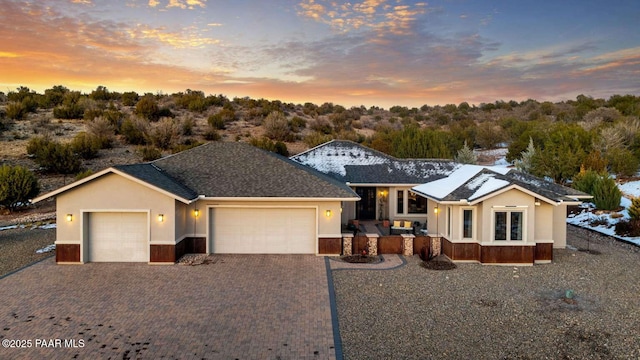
[211,208,316,254]
[89,212,148,262]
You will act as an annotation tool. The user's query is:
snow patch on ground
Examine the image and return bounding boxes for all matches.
[567,180,640,247]
[36,244,56,254]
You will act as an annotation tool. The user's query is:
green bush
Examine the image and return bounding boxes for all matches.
[203,127,221,141]
[264,111,292,141]
[27,136,81,174]
[149,118,179,150]
[121,117,149,145]
[139,146,162,161]
[249,137,289,156]
[135,96,160,121]
[5,102,26,120]
[121,91,139,106]
[207,113,226,129]
[572,168,601,195]
[0,165,39,211]
[628,197,640,221]
[71,132,101,159]
[53,103,85,119]
[75,169,94,181]
[607,148,639,178]
[303,132,333,148]
[592,176,621,210]
[289,116,307,132]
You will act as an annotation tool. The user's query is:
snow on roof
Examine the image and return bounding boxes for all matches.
[467,173,510,200]
[292,141,390,176]
[412,164,512,200]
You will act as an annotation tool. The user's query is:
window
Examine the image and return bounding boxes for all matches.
[408,192,427,214]
[463,209,473,238]
[397,190,404,214]
[494,210,524,241]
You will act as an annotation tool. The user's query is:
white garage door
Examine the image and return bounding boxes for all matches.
[88,212,148,262]
[211,207,316,254]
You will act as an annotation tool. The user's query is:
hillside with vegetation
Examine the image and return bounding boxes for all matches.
[1,86,640,218]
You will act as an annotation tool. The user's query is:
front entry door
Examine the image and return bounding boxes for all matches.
[356,187,376,220]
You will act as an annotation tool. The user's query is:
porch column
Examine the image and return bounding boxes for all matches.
[342,233,353,256]
[431,235,442,256]
[401,234,414,256]
[366,233,379,256]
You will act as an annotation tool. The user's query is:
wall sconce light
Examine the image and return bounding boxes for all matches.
[325,210,332,217]
[157,214,164,222]
[66,214,73,222]
[194,209,200,217]
[434,207,439,214]
[534,201,541,206]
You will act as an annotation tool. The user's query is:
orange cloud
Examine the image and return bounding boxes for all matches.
[127,25,220,48]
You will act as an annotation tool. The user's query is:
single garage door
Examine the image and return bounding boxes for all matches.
[88,212,148,262]
[211,207,316,254]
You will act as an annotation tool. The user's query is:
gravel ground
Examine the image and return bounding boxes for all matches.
[332,226,640,360]
[0,227,56,277]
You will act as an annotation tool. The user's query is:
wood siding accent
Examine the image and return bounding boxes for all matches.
[535,243,553,262]
[377,236,403,254]
[182,237,206,254]
[353,235,369,255]
[442,239,480,261]
[318,238,342,255]
[150,244,176,263]
[481,245,535,264]
[56,244,80,263]
[413,236,431,255]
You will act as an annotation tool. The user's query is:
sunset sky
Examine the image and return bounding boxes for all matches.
[1,0,639,108]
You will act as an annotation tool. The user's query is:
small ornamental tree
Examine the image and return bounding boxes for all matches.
[627,197,640,221]
[0,165,40,211]
[592,175,621,211]
[454,140,477,164]
[514,138,535,173]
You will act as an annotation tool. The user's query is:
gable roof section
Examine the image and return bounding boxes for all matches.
[291,140,459,184]
[152,142,358,199]
[412,165,591,205]
[32,165,198,204]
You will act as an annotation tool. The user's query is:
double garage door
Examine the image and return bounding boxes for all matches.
[211,207,316,254]
[87,212,148,262]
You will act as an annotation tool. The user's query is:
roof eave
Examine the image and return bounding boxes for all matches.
[197,196,361,202]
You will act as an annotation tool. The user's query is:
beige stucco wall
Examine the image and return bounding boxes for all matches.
[535,202,554,242]
[175,199,345,241]
[481,189,535,245]
[56,173,176,248]
[553,204,568,248]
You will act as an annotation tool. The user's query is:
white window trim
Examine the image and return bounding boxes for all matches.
[491,208,527,243]
[460,207,475,241]
[396,189,428,216]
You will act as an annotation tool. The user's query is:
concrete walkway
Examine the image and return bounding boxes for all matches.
[0,255,336,359]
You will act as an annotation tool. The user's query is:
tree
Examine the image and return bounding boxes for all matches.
[628,197,640,221]
[0,165,39,211]
[514,138,535,173]
[592,175,621,211]
[455,141,477,164]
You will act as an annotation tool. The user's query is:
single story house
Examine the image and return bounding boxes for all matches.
[33,142,359,264]
[291,140,591,264]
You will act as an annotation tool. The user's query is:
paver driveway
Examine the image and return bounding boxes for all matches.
[0,255,336,359]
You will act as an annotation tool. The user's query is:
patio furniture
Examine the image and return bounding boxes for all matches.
[390,220,414,235]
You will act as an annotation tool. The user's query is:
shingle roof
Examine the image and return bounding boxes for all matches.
[151,142,358,198]
[113,163,199,202]
[412,165,591,204]
[291,140,458,184]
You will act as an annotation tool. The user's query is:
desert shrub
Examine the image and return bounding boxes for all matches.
[203,127,221,141]
[135,95,161,121]
[5,102,27,120]
[592,176,621,211]
[70,132,100,159]
[181,116,195,136]
[248,137,289,156]
[121,117,150,145]
[263,111,292,141]
[86,116,115,148]
[303,132,333,148]
[121,91,139,106]
[21,96,38,113]
[614,219,640,237]
[75,169,94,181]
[171,139,203,154]
[0,165,39,211]
[628,197,640,221]
[139,146,162,161]
[53,102,85,119]
[207,113,226,129]
[26,136,81,174]
[289,116,307,132]
[582,150,608,173]
[606,147,639,178]
[309,118,333,134]
[149,117,179,150]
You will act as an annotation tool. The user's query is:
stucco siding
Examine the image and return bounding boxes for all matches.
[553,205,568,248]
[480,189,535,244]
[534,202,554,242]
[56,173,176,245]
